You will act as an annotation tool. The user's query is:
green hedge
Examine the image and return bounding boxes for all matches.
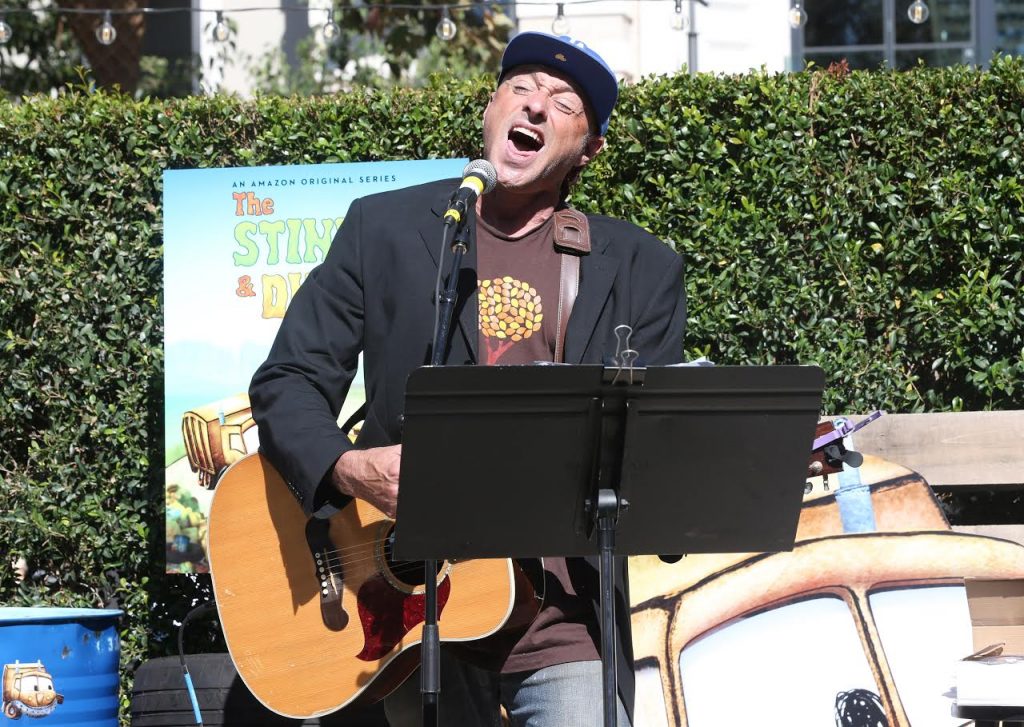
[2,59,1023,719]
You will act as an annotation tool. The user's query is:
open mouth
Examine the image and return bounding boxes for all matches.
[509,126,544,153]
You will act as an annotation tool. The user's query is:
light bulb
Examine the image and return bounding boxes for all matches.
[551,4,570,35]
[0,17,11,44]
[213,11,230,42]
[787,3,807,29]
[907,0,930,24]
[671,0,687,30]
[436,7,457,41]
[323,10,340,42]
[96,11,116,46]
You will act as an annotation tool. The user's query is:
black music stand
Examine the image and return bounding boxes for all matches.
[393,363,825,727]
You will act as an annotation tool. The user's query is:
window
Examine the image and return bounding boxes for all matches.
[869,585,973,726]
[678,596,882,726]
[795,0,976,69]
[996,0,1024,55]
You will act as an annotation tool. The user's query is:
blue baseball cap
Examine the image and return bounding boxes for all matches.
[499,31,619,136]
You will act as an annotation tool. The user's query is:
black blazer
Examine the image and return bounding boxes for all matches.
[250,177,687,719]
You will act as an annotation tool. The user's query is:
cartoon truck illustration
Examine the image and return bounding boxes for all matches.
[629,453,1024,727]
[2,661,63,719]
[181,393,256,488]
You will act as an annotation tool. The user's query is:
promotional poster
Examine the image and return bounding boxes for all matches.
[163,159,466,573]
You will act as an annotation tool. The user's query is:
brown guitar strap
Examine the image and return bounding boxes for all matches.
[552,208,591,364]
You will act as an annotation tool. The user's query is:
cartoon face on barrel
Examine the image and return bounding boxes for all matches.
[2,662,64,719]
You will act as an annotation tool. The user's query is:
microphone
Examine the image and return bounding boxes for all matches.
[444,159,497,227]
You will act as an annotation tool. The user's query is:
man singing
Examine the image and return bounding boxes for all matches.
[251,31,686,726]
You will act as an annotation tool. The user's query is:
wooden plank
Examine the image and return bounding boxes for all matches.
[831,411,1024,488]
[953,525,1024,549]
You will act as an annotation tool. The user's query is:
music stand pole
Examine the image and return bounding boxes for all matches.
[596,488,623,727]
[589,365,635,727]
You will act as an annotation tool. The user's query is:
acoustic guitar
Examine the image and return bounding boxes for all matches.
[207,452,541,719]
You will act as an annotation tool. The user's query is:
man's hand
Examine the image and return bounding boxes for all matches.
[332,445,402,518]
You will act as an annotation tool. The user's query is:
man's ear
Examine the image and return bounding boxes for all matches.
[579,135,606,167]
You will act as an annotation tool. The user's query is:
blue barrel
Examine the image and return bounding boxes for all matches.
[0,608,122,726]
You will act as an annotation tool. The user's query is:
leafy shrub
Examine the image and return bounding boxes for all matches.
[1,60,1022,720]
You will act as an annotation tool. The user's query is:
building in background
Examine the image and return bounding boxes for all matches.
[514,0,793,80]
[148,1,1024,94]
[4,0,1023,96]
[794,0,1024,71]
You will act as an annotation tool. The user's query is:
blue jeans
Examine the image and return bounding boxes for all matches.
[383,653,631,727]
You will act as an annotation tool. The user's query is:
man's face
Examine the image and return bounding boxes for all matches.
[482,65,605,196]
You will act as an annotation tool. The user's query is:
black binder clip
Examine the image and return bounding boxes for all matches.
[611,324,639,385]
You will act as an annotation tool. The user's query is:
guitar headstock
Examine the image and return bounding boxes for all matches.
[807,411,884,478]
[808,420,854,478]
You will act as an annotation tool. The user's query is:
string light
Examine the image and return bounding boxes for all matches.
[670,0,685,31]
[95,9,116,45]
[0,1,804,49]
[435,5,456,40]
[212,10,230,41]
[787,1,806,29]
[551,2,569,34]
[907,0,929,24]
[323,8,340,41]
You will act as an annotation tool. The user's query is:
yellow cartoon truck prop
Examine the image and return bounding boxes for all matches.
[629,452,1024,726]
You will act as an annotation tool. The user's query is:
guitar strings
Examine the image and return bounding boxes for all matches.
[311,524,413,562]
[321,549,427,571]
[320,553,455,584]
[316,537,455,580]
[316,534,395,561]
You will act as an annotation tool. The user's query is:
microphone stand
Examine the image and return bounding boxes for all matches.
[420,214,471,727]
[431,219,469,370]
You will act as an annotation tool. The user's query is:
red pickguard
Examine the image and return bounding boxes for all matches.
[355,575,452,661]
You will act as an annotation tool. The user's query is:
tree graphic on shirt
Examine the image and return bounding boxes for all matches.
[478,276,544,365]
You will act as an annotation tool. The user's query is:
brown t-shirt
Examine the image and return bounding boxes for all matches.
[475,214,601,673]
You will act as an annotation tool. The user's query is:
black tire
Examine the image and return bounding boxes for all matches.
[130,654,387,726]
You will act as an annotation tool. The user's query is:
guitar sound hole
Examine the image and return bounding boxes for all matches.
[383,528,443,587]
